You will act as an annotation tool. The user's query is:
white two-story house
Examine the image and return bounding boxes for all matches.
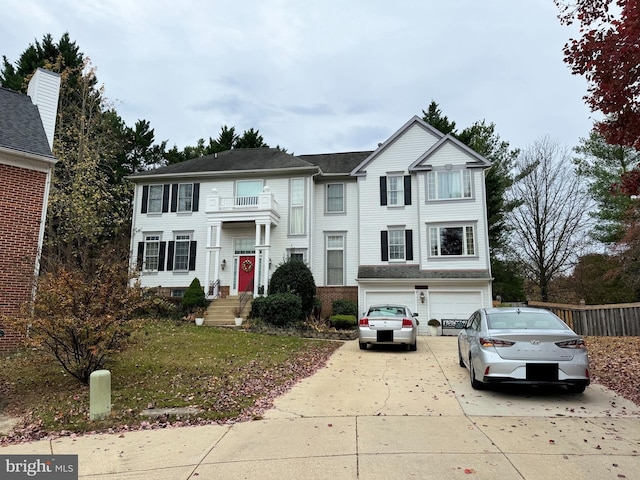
[129,116,493,333]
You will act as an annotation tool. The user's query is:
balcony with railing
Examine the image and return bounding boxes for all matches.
[206,186,280,223]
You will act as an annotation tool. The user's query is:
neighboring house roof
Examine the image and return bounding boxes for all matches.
[0,86,54,159]
[358,265,492,280]
[299,151,373,176]
[129,148,318,179]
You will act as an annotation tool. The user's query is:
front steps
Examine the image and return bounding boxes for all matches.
[203,295,251,326]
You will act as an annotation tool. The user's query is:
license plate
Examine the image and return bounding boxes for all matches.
[526,363,558,381]
[377,330,393,342]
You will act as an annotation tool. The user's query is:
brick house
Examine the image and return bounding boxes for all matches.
[0,68,60,350]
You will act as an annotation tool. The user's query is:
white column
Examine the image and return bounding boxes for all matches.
[254,222,262,296]
[204,224,212,297]
[213,222,222,295]
[263,223,271,295]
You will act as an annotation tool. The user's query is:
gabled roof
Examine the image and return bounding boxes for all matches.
[299,151,372,176]
[408,134,492,171]
[129,148,318,180]
[350,116,445,176]
[0,86,53,159]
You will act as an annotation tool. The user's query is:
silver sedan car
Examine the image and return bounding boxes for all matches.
[358,304,419,351]
[458,307,590,393]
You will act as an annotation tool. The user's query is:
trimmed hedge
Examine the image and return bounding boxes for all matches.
[250,293,303,328]
[329,314,357,330]
[182,278,206,312]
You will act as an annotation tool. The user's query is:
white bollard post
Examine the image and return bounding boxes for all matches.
[90,369,111,420]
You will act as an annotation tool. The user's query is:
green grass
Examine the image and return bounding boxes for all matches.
[0,319,341,435]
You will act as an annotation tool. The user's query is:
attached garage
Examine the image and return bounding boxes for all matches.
[428,291,483,335]
[361,290,418,317]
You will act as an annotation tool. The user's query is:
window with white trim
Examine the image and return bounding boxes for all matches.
[290,178,305,235]
[177,183,194,212]
[388,228,405,260]
[326,234,345,285]
[427,170,472,200]
[326,183,344,213]
[147,185,164,213]
[387,175,404,206]
[144,234,161,271]
[429,225,476,256]
[236,180,263,206]
[173,234,192,271]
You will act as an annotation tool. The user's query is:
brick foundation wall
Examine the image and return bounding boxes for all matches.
[0,163,47,352]
[316,286,359,319]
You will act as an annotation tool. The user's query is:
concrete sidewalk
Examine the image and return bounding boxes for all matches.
[2,336,639,479]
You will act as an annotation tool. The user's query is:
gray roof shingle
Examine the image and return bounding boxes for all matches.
[299,151,373,174]
[0,87,53,158]
[358,265,491,280]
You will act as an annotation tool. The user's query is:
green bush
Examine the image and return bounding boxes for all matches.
[182,278,206,312]
[268,259,316,316]
[329,314,357,330]
[332,299,357,317]
[255,293,303,328]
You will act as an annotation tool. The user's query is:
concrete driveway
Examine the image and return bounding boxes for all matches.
[1,336,639,479]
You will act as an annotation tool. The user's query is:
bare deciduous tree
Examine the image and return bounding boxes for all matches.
[507,136,593,301]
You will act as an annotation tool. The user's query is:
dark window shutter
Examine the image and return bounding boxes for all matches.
[141,186,149,213]
[158,242,166,271]
[381,231,389,261]
[379,176,387,206]
[404,175,412,205]
[136,242,144,270]
[162,184,170,213]
[188,241,197,271]
[170,184,178,212]
[406,229,413,260]
[192,183,200,212]
[166,241,175,271]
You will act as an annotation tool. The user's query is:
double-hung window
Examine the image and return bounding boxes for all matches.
[177,184,194,212]
[427,170,472,200]
[326,234,345,285]
[381,228,413,261]
[388,228,405,260]
[173,234,192,271]
[147,185,164,213]
[144,235,161,271]
[326,183,344,213]
[387,175,404,206]
[429,225,476,256]
[290,178,305,235]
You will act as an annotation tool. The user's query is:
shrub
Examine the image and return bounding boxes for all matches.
[255,293,303,328]
[268,259,316,316]
[182,278,206,313]
[17,252,143,384]
[332,299,357,317]
[329,314,357,330]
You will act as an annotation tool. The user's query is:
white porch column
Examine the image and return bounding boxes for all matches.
[262,222,271,295]
[254,222,262,296]
[213,222,222,297]
[204,224,212,297]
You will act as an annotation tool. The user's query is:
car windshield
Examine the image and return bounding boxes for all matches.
[487,311,568,330]
[368,306,406,317]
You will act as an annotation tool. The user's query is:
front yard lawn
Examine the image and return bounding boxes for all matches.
[0,319,341,443]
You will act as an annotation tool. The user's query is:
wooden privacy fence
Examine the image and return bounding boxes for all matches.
[527,301,640,336]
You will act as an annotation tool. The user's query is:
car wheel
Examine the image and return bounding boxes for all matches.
[409,341,417,351]
[469,359,485,390]
[566,384,586,394]
[359,342,367,350]
[458,346,465,367]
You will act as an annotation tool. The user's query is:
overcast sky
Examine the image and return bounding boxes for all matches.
[2,0,595,155]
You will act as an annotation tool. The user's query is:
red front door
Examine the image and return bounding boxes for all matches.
[238,255,255,292]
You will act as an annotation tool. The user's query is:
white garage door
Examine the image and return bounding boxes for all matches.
[429,292,482,335]
[362,291,417,316]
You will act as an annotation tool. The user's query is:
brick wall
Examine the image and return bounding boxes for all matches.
[316,286,358,319]
[0,163,47,351]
